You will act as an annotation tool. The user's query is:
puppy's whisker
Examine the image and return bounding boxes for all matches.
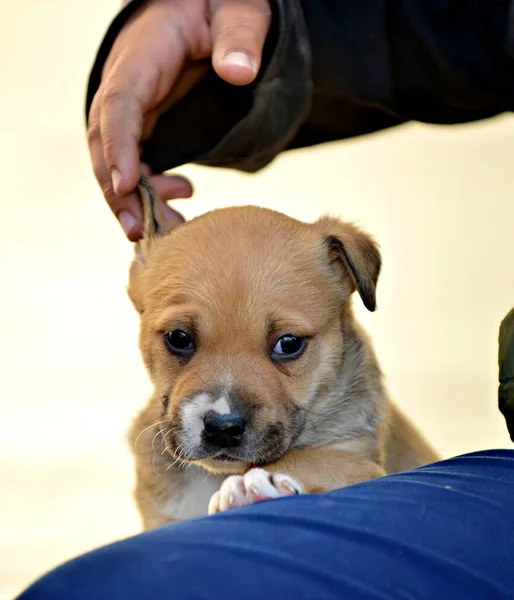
[165,442,192,471]
[166,453,183,471]
[151,429,164,457]
[134,420,167,449]
[166,456,181,471]
[162,428,173,441]
[169,441,185,461]
[158,424,171,455]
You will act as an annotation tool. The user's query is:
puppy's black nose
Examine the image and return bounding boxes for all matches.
[203,412,246,448]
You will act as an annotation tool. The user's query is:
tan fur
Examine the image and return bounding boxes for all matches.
[127,177,439,529]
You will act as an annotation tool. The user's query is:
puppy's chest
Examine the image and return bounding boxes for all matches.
[160,467,223,521]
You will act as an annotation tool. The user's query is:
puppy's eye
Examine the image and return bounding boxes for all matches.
[271,335,306,360]
[164,329,195,358]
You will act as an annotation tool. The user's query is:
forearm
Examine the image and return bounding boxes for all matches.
[86,0,309,174]
[325,2,514,112]
[86,1,514,173]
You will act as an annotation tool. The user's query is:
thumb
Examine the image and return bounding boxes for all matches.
[210,0,271,86]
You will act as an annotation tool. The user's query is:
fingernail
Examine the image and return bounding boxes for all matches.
[111,168,122,195]
[223,51,256,72]
[118,210,137,236]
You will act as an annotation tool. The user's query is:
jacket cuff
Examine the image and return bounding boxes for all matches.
[85,0,312,173]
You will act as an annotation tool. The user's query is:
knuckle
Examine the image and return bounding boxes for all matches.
[100,81,124,105]
[86,123,101,147]
[214,0,271,38]
[100,82,127,109]
[99,180,117,207]
[220,22,262,47]
[101,134,119,164]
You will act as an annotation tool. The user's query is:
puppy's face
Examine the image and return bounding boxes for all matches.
[129,193,380,475]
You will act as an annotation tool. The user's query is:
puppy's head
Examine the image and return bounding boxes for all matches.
[129,178,380,474]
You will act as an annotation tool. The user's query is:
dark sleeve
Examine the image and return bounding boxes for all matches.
[85,1,514,174]
[499,307,514,442]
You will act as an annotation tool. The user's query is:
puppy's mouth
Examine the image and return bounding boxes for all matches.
[162,404,306,471]
[166,442,280,465]
[213,452,239,462]
[163,427,291,470]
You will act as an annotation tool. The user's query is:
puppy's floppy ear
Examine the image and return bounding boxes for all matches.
[128,175,174,313]
[136,174,174,263]
[316,216,381,312]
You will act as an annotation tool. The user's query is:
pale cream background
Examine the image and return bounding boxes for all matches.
[1,1,513,598]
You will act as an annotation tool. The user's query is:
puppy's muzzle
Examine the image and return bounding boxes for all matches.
[178,391,253,459]
[176,390,293,466]
[203,411,247,448]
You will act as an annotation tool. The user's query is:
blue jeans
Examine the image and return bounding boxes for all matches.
[17,450,514,599]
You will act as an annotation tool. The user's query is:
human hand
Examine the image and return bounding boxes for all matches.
[87,0,271,241]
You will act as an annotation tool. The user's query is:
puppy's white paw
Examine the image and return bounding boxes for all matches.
[208,468,303,515]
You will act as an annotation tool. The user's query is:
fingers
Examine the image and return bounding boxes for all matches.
[111,173,191,241]
[119,172,191,239]
[99,71,143,197]
[87,0,272,242]
[150,173,193,229]
[88,63,192,241]
[88,115,191,241]
[211,0,271,85]
[86,2,191,240]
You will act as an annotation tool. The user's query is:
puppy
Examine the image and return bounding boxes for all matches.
[127,177,438,529]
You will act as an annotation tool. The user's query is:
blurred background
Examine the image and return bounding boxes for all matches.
[1,1,513,597]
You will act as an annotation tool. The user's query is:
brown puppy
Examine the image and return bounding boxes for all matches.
[127,177,438,529]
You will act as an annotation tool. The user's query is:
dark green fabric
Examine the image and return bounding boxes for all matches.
[499,308,514,442]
